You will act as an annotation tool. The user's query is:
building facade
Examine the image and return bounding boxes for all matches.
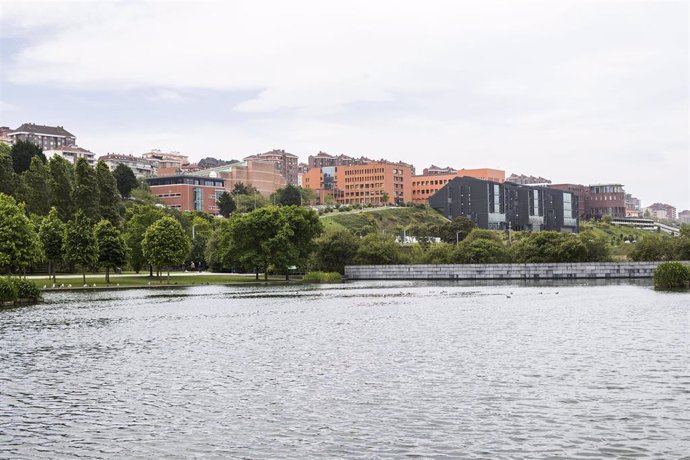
[411,168,506,204]
[506,173,551,185]
[645,203,677,221]
[45,146,96,165]
[244,149,299,186]
[586,184,626,218]
[192,159,287,196]
[679,210,690,225]
[146,175,225,214]
[8,123,76,150]
[429,176,578,233]
[548,183,587,219]
[99,153,156,177]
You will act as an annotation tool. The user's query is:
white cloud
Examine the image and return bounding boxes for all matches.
[1,0,688,208]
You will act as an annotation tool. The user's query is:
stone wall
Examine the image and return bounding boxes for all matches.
[344,261,689,280]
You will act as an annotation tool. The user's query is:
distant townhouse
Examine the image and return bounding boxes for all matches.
[142,149,190,174]
[506,173,552,185]
[429,176,578,233]
[679,210,690,225]
[146,175,225,214]
[0,127,12,146]
[422,165,457,175]
[191,159,287,197]
[307,151,372,169]
[645,203,676,221]
[99,153,156,177]
[624,193,642,218]
[8,123,76,150]
[244,149,299,186]
[45,145,97,165]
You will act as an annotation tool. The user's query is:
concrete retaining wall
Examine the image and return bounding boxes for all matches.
[344,261,689,280]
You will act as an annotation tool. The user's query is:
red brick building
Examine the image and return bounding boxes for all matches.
[146,175,226,214]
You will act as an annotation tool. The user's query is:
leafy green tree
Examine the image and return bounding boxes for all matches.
[142,216,191,281]
[232,182,258,196]
[0,193,42,274]
[11,140,46,174]
[95,220,128,283]
[438,216,476,244]
[579,230,610,262]
[63,210,99,284]
[629,235,674,261]
[124,205,166,273]
[39,208,66,282]
[452,238,510,264]
[48,154,74,220]
[234,193,269,213]
[228,207,288,280]
[0,144,17,196]
[18,156,50,215]
[300,187,317,206]
[280,206,323,276]
[463,228,502,243]
[381,191,389,205]
[273,184,302,206]
[205,219,234,271]
[420,243,454,263]
[113,163,138,198]
[73,158,100,221]
[312,228,360,274]
[96,161,121,224]
[354,233,407,265]
[511,231,588,263]
[188,216,212,269]
[216,191,236,218]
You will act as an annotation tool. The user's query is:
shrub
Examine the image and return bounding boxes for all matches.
[303,271,343,283]
[15,279,41,301]
[0,277,19,302]
[654,262,690,290]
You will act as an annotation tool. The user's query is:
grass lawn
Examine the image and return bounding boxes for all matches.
[321,206,449,234]
[39,274,292,290]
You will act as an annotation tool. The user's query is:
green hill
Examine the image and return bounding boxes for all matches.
[321,206,449,235]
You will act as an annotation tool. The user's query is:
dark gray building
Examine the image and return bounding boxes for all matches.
[429,177,578,233]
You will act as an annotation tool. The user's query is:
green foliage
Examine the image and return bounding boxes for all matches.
[216,191,236,218]
[303,271,343,283]
[300,187,317,206]
[39,208,66,281]
[464,228,502,243]
[142,216,191,275]
[63,210,99,281]
[96,161,121,224]
[272,184,302,206]
[11,140,46,174]
[419,243,454,264]
[437,215,476,244]
[47,155,74,221]
[654,262,690,290]
[14,279,41,301]
[511,231,588,263]
[311,228,360,274]
[0,145,17,196]
[95,220,128,283]
[355,233,408,265]
[321,206,449,236]
[452,238,510,264]
[629,235,674,261]
[0,193,42,273]
[18,156,50,215]
[234,193,269,213]
[231,182,258,196]
[205,219,234,271]
[0,277,19,301]
[189,216,212,266]
[124,205,166,272]
[72,158,100,221]
[113,163,138,198]
[579,230,611,262]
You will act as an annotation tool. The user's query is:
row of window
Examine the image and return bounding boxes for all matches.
[157,193,182,198]
[412,179,450,187]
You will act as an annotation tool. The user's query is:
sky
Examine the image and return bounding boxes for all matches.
[0,0,688,210]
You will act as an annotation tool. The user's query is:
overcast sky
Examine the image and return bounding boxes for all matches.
[1,0,688,209]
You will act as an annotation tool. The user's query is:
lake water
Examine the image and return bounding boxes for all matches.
[1,281,688,459]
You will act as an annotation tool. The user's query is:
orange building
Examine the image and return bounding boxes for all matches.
[303,161,414,205]
[411,168,505,204]
[146,175,226,214]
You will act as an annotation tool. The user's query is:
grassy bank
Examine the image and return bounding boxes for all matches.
[39,274,292,290]
[321,206,449,234]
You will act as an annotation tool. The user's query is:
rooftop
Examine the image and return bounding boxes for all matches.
[12,123,75,138]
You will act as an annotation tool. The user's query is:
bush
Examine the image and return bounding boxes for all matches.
[0,277,19,302]
[654,262,690,290]
[15,279,41,301]
[303,271,343,283]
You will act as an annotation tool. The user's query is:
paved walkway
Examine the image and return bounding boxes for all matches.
[25,272,253,280]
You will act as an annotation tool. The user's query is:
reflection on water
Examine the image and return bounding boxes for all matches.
[1,281,688,459]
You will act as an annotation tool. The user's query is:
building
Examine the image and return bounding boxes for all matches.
[0,127,12,146]
[411,168,506,204]
[8,123,76,150]
[585,184,626,218]
[679,210,690,225]
[506,173,551,185]
[423,165,457,175]
[624,193,642,218]
[429,176,578,233]
[146,175,225,214]
[99,153,156,177]
[307,151,372,169]
[143,149,190,173]
[191,159,286,196]
[645,203,676,221]
[244,149,299,186]
[45,146,96,165]
[548,184,587,219]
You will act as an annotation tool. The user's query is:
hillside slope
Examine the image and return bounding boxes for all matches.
[321,206,449,235]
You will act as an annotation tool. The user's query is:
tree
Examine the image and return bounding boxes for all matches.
[113,163,138,198]
[381,191,390,205]
[39,207,66,282]
[73,158,100,221]
[124,205,166,273]
[232,182,258,196]
[629,235,674,261]
[234,193,269,213]
[0,193,42,274]
[579,230,610,262]
[300,187,317,206]
[63,210,99,284]
[463,228,502,243]
[354,233,407,265]
[438,216,476,244]
[188,216,212,269]
[95,220,128,283]
[205,219,234,271]
[216,191,236,218]
[142,216,191,282]
[18,156,50,215]
[511,231,588,263]
[0,144,17,196]
[280,206,323,277]
[452,238,510,264]
[273,184,302,206]
[96,161,121,224]
[312,228,360,274]
[10,140,46,174]
[47,154,74,221]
